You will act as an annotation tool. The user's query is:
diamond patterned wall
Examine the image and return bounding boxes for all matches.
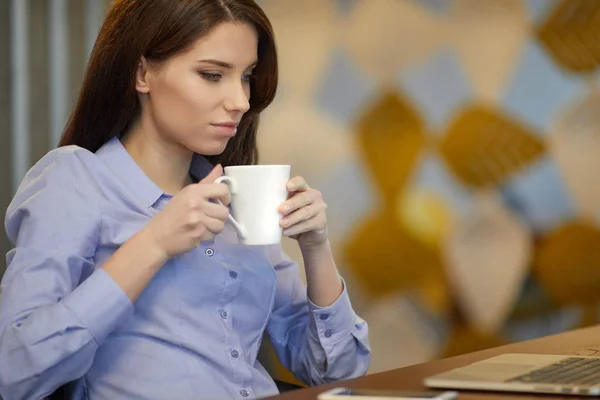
[258,0,600,378]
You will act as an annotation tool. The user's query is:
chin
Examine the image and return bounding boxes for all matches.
[189,140,229,156]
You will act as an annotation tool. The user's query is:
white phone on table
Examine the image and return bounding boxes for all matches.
[317,387,458,400]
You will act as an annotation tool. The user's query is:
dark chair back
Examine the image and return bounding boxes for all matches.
[45,384,69,400]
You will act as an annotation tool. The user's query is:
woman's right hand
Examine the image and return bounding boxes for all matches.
[142,164,231,259]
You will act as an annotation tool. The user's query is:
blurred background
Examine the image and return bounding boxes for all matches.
[3,0,600,384]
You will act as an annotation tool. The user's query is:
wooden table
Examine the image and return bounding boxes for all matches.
[267,325,600,399]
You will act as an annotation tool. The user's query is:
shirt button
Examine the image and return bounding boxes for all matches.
[229,271,238,279]
[220,310,228,319]
[320,313,330,320]
[205,248,214,257]
[324,329,333,338]
[240,389,249,397]
[231,349,240,358]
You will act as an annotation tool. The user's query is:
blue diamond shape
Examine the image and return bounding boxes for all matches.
[524,0,560,23]
[501,39,585,136]
[409,151,473,217]
[503,305,582,343]
[398,48,472,135]
[315,48,378,129]
[332,0,359,15]
[500,156,575,232]
[415,0,449,15]
[314,158,377,241]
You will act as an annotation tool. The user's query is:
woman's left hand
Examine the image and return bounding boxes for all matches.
[279,176,328,249]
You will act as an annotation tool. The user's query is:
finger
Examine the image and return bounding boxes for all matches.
[194,182,231,205]
[280,201,325,229]
[199,164,224,184]
[202,202,230,221]
[214,183,231,206]
[283,212,327,237]
[200,233,217,243]
[201,215,226,235]
[198,232,216,243]
[286,176,309,193]
[279,189,321,215]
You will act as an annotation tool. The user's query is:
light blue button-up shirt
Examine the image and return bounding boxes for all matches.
[0,137,370,400]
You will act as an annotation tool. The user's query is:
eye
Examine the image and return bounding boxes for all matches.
[242,72,254,82]
[200,72,222,82]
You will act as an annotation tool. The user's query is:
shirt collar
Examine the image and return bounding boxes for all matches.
[95,136,215,209]
[189,152,216,182]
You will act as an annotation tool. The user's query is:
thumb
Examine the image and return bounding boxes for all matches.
[199,164,223,184]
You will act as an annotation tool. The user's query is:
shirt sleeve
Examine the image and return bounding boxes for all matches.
[0,150,133,400]
[263,245,371,385]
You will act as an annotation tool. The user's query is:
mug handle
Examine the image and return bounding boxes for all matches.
[214,176,248,241]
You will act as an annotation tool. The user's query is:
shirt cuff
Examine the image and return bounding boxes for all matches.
[307,279,357,346]
[62,268,134,344]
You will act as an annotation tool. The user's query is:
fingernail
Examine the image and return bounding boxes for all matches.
[281,206,290,214]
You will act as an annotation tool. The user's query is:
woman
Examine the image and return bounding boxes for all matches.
[0,1,370,399]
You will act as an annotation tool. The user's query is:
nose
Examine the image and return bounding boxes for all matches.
[224,81,250,115]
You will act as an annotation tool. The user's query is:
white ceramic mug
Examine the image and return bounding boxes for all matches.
[215,165,290,245]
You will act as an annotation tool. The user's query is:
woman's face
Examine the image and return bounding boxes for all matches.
[137,22,258,156]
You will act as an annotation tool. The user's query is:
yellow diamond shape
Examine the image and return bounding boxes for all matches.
[534,221,600,305]
[536,0,600,73]
[343,210,446,299]
[356,91,426,205]
[442,322,506,358]
[397,189,455,248]
[439,105,545,188]
[416,276,453,317]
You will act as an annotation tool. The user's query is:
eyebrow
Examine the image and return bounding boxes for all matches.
[197,59,258,69]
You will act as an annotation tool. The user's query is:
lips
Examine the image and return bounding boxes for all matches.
[213,122,238,128]
[212,122,238,136]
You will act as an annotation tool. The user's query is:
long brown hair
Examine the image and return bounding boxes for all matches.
[60,0,278,166]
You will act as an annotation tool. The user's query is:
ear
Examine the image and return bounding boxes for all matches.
[135,56,151,94]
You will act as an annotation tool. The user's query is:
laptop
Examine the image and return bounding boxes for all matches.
[424,353,600,396]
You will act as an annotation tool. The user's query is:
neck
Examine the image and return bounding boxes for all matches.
[122,119,193,195]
